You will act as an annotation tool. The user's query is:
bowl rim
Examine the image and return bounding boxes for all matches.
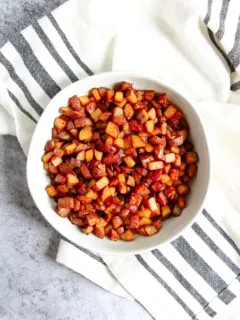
[27,71,211,255]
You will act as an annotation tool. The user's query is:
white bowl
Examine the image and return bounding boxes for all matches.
[27,72,210,255]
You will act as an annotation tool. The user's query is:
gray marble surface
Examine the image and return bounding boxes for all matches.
[0,1,150,319]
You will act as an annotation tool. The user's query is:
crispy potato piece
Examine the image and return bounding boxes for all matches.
[120,230,135,241]
[79,126,93,141]
[105,121,119,138]
[45,185,57,197]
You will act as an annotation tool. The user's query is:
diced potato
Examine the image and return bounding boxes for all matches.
[106,89,115,103]
[54,117,67,131]
[172,204,182,217]
[94,149,103,161]
[144,90,155,101]
[63,142,76,155]
[187,164,197,178]
[148,107,156,120]
[118,183,127,194]
[161,205,171,219]
[79,126,93,141]
[56,207,71,217]
[139,217,152,226]
[145,120,155,133]
[91,88,101,101]
[164,105,177,119]
[147,197,158,212]
[58,197,74,209]
[124,156,136,168]
[148,161,164,170]
[45,185,57,197]
[95,177,109,191]
[144,225,158,236]
[177,184,190,195]
[82,225,93,235]
[86,101,96,114]
[67,174,79,186]
[80,163,92,179]
[157,192,168,206]
[124,103,134,120]
[178,197,186,208]
[90,108,102,122]
[120,230,135,241]
[161,122,167,135]
[76,150,85,161]
[126,90,138,104]
[42,151,54,163]
[127,175,135,187]
[86,149,94,162]
[137,109,149,124]
[101,186,115,202]
[131,135,146,148]
[185,152,198,164]
[79,95,90,106]
[113,106,124,117]
[115,91,123,102]
[115,98,127,108]
[105,121,119,138]
[145,143,154,153]
[138,208,151,218]
[165,153,176,163]
[112,216,123,229]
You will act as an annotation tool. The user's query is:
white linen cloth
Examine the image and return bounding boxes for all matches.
[0,0,240,319]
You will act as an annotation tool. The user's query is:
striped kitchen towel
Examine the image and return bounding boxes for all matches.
[0,0,240,319]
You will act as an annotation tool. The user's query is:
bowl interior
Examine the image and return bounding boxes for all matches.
[27,72,210,255]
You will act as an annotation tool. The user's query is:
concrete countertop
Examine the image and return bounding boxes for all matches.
[0,1,150,319]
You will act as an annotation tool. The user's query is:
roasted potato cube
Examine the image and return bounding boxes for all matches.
[86,101,96,114]
[93,225,105,238]
[66,173,79,186]
[63,142,76,155]
[112,216,123,229]
[138,208,151,218]
[126,90,138,104]
[161,205,171,219]
[172,204,182,217]
[85,149,94,162]
[147,197,158,212]
[91,88,101,101]
[56,207,71,217]
[115,91,123,102]
[54,117,67,131]
[178,197,186,208]
[124,156,136,168]
[106,89,115,103]
[157,192,168,206]
[82,225,93,235]
[58,197,74,209]
[95,177,109,191]
[80,163,92,179]
[76,150,85,161]
[185,152,198,164]
[101,186,115,202]
[165,153,176,163]
[105,121,119,138]
[131,135,146,148]
[144,90,155,101]
[79,126,93,141]
[124,103,134,120]
[139,217,152,226]
[187,164,197,178]
[42,152,54,163]
[94,149,103,161]
[120,230,135,241]
[136,109,149,124]
[177,184,190,195]
[44,140,55,152]
[148,161,164,171]
[127,176,135,187]
[148,107,156,120]
[145,120,155,133]
[110,229,120,241]
[169,168,180,181]
[79,95,90,106]
[45,185,57,197]
[90,108,102,122]
[118,183,127,194]
[164,105,177,119]
[144,225,159,236]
